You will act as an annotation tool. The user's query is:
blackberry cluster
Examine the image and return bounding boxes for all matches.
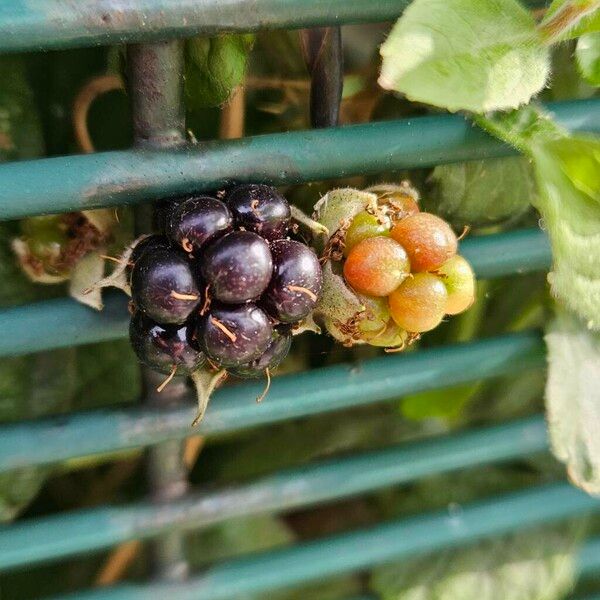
[128,184,322,383]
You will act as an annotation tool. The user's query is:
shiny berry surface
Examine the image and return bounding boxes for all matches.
[202,231,273,304]
[437,255,476,315]
[343,211,390,257]
[229,326,292,378]
[227,184,291,241]
[261,239,322,323]
[356,294,391,339]
[130,234,173,266]
[388,272,448,333]
[390,212,457,272]
[129,311,205,375]
[199,303,273,367]
[131,248,201,324]
[167,196,233,253]
[343,236,410,297]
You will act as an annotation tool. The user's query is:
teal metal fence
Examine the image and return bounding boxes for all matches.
[0,1,599,598]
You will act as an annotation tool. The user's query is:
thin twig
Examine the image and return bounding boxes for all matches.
[219,85,246,140]
[73,74,124,154]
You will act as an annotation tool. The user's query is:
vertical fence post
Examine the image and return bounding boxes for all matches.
[126,40,191,581]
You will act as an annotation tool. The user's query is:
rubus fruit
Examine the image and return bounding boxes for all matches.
[167,195,233,253]
[130,234,173,267]
[437,255,476,315]
[343,236,410,297]
[131,247,201,324]
[261,239,322,323]
[202,231,273,304]
[343,211,391,257]
[229,326,292,378]
[390,212,457,272]
[129,311,205,375]
[199,303,273,367]
[388,272,448,333]
[227,183,291,241]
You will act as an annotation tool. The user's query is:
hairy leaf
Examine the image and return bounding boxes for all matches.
[576,32,600,85]
[540,0,600,42]
[532,137,600,327]
[69,249,105,310]
[379,0,550,113]
[477,107,600,327]
[371,526,580,600]
[546,312,600,494]
[427,157,535,227]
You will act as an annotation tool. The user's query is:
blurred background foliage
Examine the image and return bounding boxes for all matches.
[0,20,599,600]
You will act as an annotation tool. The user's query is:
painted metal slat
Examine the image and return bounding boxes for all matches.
[0,331,544,472]
[0,99,597,220]
[0,417,547,571]
[49,484,600,600]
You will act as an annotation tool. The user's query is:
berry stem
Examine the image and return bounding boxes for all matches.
[256,368,271,403]
[286,284,318,302]
[210,317,238,342]
[170,290,199,301]
[156,364,177,393]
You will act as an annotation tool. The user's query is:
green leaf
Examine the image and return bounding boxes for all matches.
[532,138,600,327]
[427,157,536,228]
[540,0,600,42]
[576,32,600,85]
[545,312,600,494]
[474,103,566,152]
[371,526,581,600]
[400,383,480,421]
[185,34,254,109]
[477,107,600,327]
[379,0,550,113]
[544,135,600,201]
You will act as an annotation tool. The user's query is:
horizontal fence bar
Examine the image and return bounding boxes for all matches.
[0,0,406,53]
[0,293,129,358]
[0,0,546,53]
[579,538,600,579]
[51,483,600,600]
[0,99,597,221]
[0,228,551,358]
[0,331,545,472]
[0,417,548,571]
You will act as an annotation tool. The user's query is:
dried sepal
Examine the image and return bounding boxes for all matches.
[292,311,322,336]
[190,366,228,427]
[313,184,421,351]
[11,238,70,284]
[290,205,329,241]
[69,250,107,310]
[83,234,147,299]
[12,211,115,285]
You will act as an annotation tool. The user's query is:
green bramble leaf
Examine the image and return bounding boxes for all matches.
[532,137,600,328]
[427,157,536,228]
[185,34,254,109]
[477,106,600,328]
[378,0,550,113]
[370,526,580,600]
[545,311,600,494]
[540,0,600,42]
[576,32,600,85]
